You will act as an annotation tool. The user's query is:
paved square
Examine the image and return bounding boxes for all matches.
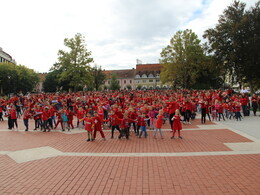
[0,118,259,194]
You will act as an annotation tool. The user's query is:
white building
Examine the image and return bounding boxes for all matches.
[0,47,16,64]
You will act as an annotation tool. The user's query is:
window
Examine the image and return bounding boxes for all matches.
[142,80,146,83]
[124,80,126,84]
[135,74,140,78]
[148,74,154,78]
[130,80,132,84]
[156,79,160,82]
[142,74,147,78]
[156,74,160,78]
[136,80,140,83]
[149,80,153,82]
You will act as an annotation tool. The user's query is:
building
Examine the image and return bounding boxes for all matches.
[35,73,47,92]
[135,63,164,89]
[103,63,170,90]
[0,47,16,64]
[103,69,136,90]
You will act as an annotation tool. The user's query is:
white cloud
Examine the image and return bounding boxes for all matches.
[0,0,258,72]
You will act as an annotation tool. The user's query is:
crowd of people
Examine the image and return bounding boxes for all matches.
[0,89,259,141]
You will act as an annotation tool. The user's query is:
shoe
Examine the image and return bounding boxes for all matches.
[43,130,46,132]
[33,128,37,131]
[91,139,95,141]
[86,139,90,142]
[171,136,174,139]
[111,136,114,139]
[103,138,106,141]
[62,129,65,131]
[48,129,51,132]
[25,129,28,131]
[179,136,183,139]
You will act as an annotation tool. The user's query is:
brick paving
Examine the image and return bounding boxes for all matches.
[0,118,259,194]
[0,155,259,195]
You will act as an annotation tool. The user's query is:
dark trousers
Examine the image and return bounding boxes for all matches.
[24,119,29,130]
[201,108,206,123]
[169,113,174,127]
[185,110,191,122]
[111,125,121,138]
[12,119,18,128]
[119,128,129,139]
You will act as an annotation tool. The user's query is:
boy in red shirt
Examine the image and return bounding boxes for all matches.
[93,112,105,141]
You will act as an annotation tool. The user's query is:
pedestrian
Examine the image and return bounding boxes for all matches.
[23,108,31,131]
[171,109,183,139]
[82,112,94,141]
[138,113,149,138]
[154,110,164,139]
[92,111,105,141]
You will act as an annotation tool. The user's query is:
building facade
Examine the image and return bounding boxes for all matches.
[103,63,170,90]
[103,69,136,90]
[0,47,16,64]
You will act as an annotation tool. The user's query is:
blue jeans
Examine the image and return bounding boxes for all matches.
[154,128,162,137]
[139,126,147,137]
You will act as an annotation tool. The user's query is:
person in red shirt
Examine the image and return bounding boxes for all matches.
[76,107,85,129]
[138,113,150,138]
[67,108,75,129]
[10,105,18,130]
[92,112,105,140]
[81,112,94,141]
[218,103,225,121]
[118,113,131,139]
[42,107,50,132]
[23,108,31,131]
[235,101,242,121]
[105,110,121,139]
[154,110,164,139]
[0,103,3,121]
[171,109,183,139]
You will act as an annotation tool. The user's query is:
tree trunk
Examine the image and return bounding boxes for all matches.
[249,79,254,96]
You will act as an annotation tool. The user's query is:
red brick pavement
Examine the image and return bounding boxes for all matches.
[0,129,252,153]
[0,155,259,195]
[0,118,215,131]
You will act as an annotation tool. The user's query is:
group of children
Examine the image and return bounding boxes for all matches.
[0,89,258,141]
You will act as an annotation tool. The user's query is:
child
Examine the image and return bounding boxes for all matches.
[93,112,106,141]
[105,110,121,139]
[171,109,183,139]
[119,113,130,139]
[154,110,164,139]
[23,108,31,131]
[82,112,94,141]
[138,113,150,138]
[42,107,50,132]
[148,106,156,130]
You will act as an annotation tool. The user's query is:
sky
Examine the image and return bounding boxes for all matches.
[0,0,258,73]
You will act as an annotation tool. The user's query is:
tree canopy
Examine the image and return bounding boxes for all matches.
[160,29,221,89]
[0,63,39,95]
[109,74,120,90]
[51,33,94,91]
[203,0,260,92]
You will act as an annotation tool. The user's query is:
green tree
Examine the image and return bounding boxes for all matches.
[204,0,260,93]
[109,74,120,90]
[42,70,59,92]
[160,29,219,89]
[51,33,94,91]
[0,63,39,94]
[92,65,106,91]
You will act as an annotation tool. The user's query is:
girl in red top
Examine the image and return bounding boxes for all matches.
[93,112,105,141]
[154,110,164,139]
[171,109,183,139]
[105,110,121,139]
[81,112,94,141]
[76,107,85,129]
